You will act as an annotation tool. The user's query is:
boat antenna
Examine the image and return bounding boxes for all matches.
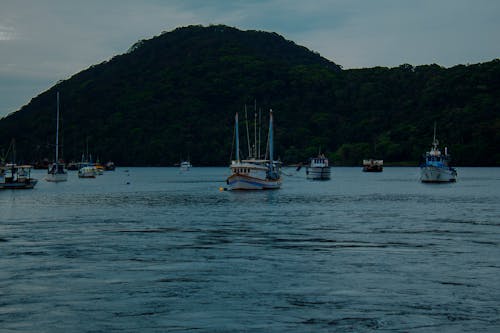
[244,104,251,159]
[432,121,438,148]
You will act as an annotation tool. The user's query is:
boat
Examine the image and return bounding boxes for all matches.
[306,154,331,180]
[105,161,116,171]
[46,92,68,182]
[0,164,38,189]
[78,165,96,178]
[420,125,457,183]
[363,159,383,172]
[226,109,282,190]
[180,161,192,171]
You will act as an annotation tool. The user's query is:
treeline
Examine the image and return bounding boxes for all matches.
[0,25,498,166]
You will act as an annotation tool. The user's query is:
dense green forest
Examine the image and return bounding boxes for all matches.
[0,25,499,166]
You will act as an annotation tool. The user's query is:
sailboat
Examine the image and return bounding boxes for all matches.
[420,124,457,183]
[226,109,282,190]
[46,92,68,182]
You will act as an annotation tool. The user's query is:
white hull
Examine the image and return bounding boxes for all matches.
[227,174,281,190]
[420,166,457,183]
[306,166,330,180]
[46,173,68,182]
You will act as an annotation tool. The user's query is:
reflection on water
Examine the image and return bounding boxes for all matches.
[1,167,499,332]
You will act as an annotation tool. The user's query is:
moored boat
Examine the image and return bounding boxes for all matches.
[180,161,192,171]
[0,164,38,189]
[420,125,457,183]
[46,92,68,182]
[306,154,330,180]
[363,159,383,172]
[226,110,281,190]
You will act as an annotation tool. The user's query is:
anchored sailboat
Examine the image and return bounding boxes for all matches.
[46,92,68,182]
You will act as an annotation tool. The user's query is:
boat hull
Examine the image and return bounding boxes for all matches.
[0,179,38,189]
[46,172,68,182]
[420,166,457,183]
[227,174,281,190]
[306,166,331,180]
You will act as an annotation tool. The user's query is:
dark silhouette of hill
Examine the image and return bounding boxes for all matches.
[0,25,498,166]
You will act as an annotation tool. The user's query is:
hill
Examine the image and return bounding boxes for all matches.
[0,25,499,166]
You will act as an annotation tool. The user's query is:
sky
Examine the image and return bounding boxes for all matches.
[1,0,499,118]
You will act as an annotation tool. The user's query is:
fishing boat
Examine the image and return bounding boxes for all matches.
[226,109,281,190]
[46,92,68,182]
[180,161,192,171]
[420,125,457,183]
[0,164,38,189]
[363,159,383,172]
[306,154,330,180]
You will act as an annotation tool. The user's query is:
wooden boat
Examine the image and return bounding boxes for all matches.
[0,164,38,189]
[363,159,383,172]
[226,109,281,190]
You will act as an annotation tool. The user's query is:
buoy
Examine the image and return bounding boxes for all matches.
[219,187,228,191]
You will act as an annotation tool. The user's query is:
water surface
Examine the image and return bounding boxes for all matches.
[1,167,499,332]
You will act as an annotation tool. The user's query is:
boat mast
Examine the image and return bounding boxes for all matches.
[269,109,274,163]
[244,105,251,159]
[254,100,257,159]
[55,91,60,164]
[235,112,240,162]
[258,107,262,159]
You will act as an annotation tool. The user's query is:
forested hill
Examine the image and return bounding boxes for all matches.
[0,25,498,166]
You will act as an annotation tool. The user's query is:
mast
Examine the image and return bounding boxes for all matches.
[235,112,240,161]
[254,100,257,159]
[55,91,60,163]
[258,107,261,159]
[269,109,274,163]
[244,105,251,158]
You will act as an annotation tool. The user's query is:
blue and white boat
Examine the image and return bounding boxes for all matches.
[226,110,281,190]
[306,154,330,180]
[420,125,457,183]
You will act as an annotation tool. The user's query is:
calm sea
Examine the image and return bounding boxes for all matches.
[1,167,499,332]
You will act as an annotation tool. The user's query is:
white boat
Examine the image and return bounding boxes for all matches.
[0,164,38,189]
[420,125,457,183]
[46,92,68,182]
[306,154,330,180]
[180,161,192,171]
[78,165,96,178]
[226,110,281,190]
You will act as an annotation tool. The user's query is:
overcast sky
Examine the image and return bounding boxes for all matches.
[1,0,499,118]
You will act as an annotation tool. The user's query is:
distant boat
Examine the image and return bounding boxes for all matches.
[105,161,116,171]
[306,154,330,180]
[363,159,383,172]
[180,161,192,171]
[226,109,281,190]
[0,164,38,189]
[420,125,457,183]
[46,92,68,182]
[78,165,96,178]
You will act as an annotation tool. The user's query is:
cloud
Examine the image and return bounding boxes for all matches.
[0,0,499,117]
